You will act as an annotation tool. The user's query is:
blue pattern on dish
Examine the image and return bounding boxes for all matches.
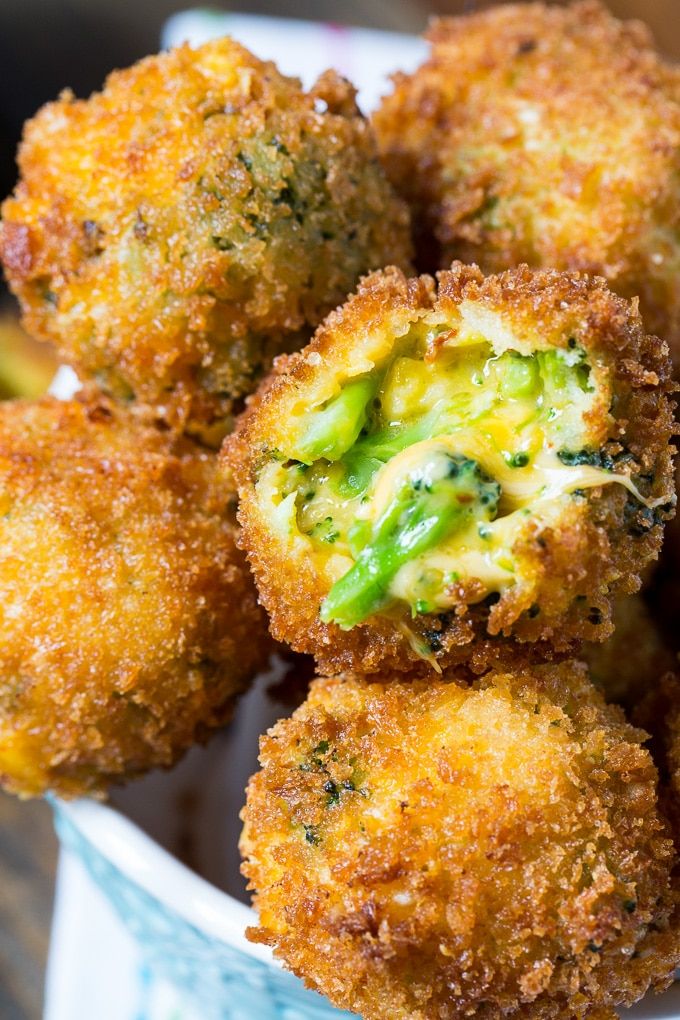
[53,805,354,1020]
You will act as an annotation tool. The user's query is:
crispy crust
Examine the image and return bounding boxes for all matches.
[0,39,412,441]
[372,0,680,360]
[242,661,680,1019]
[0,394,272,797]
[225,263,676,677]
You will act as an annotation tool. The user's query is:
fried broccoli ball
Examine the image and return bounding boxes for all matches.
[242,662,680,1020]
[226,263,675,677]
[0,39,412,442]
[0,395,271,798]
[372,1,680,359]
[582,595,676,709]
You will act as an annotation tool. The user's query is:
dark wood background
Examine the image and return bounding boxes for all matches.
[0,794,56,1020]
[0,2,675,1018]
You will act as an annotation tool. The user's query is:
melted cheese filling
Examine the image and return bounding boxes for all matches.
[367,437,657,610]
[260,319,655,619]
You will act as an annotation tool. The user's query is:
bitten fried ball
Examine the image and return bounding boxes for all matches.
[242,662,680,1020]
[0,39,412,442]
[373,1,680,359]
[0,395,271,798]
[582,595,676,709]
[225,263,675,677]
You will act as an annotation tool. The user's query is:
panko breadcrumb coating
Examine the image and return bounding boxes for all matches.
[242,662,680,1020]
[0,395,271,798]
[0,39,412,442]
[226,263,675,677]
[373,1,680,359]
[582,594,676,708]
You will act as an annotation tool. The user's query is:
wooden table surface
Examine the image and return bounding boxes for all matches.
[0,792,57,1020]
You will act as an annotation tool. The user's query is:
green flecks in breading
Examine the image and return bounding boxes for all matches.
[40,282,58,307]
[623,497,673,537]
[303,824,321,846]
[212,235,235,251]
[323,779,340,805]
[273,185,303,220]
[299,740,331,772]
[298,741,368,807]
[321,451,500,629]
[324,777,365,807]
[236,151,254,173]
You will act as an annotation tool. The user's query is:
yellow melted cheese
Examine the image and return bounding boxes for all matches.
[367,437,660,609]
[367,436,659,524]
[261,316,658,619]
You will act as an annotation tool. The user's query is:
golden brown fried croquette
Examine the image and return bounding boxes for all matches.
[0,39,412,443]
[0,395,271,798]
[582,594,676,709]
[225,263,675,677]
[241,662,680,1020]
[372,1,680,358]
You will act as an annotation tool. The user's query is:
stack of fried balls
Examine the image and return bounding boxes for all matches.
[2,3,680,1018]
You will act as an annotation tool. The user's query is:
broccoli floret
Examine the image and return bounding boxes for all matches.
[321,450,500,628]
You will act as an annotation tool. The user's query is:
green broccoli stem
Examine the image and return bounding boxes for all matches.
[338,406,443,498]
[321,451,500,629]
[294,377,376,464]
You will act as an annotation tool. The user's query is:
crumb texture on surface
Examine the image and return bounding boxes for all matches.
[0,394,271,797]
[374,0,680,361]
[242,662,680,1020]
[1,39,412,439]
